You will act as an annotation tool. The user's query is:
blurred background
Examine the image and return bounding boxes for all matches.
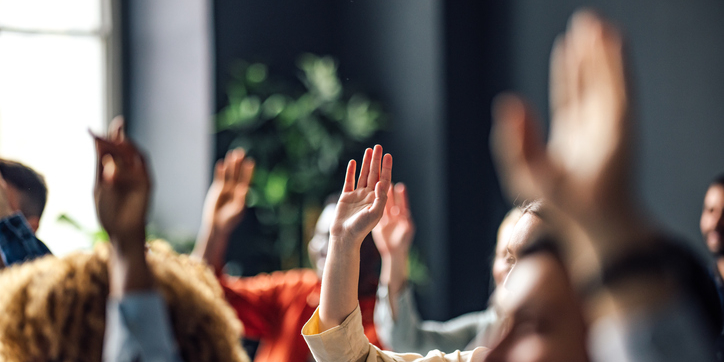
[1,0,724,322]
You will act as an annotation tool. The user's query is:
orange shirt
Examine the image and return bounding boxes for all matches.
[221,268,382,362]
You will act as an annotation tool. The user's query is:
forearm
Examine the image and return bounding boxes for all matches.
[191,224,230,273]
[379,251,408,319]
[109,229,153,298]
[319,236,361,332]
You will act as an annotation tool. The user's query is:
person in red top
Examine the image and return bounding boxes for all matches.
[192,149,386,362]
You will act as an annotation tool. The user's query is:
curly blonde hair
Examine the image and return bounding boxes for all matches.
[0,240,250,362]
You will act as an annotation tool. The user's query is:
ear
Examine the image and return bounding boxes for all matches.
[26,216,40,234]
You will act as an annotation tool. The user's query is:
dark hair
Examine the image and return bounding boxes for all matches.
[0,159,48,218]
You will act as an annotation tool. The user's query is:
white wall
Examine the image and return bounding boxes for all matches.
[126,0,213,239]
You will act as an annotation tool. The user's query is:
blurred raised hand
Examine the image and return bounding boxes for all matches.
[93,116,153,296]
[491,10,649,254]
[93,117,151,247]
[192,149,254,272]
[372,183,415,258]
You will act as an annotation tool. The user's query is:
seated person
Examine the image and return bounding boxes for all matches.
[302,10,720,362]
[374,191,543,352]
[191,150,386,362]
[0,120,250,362]
[0,158,48,233]
[0,161,51,267]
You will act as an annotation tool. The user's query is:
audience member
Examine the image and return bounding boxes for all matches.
[374,198,537,352]
[0,159,48,233]
[0,163,51,267]
[191,150,384,362]
[700,174,724,360]
[0,119,249,362]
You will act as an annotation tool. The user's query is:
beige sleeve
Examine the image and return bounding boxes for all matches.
[302,305,488,362]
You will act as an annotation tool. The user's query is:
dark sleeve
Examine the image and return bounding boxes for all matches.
[0,213,52,266]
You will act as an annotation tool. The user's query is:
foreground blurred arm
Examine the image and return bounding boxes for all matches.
[192,149,254,273]
[96,118,183,362]
[491,10,715,361]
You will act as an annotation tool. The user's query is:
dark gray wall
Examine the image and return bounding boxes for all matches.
[509,0,724,255]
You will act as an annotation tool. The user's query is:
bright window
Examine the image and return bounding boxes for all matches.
[0,0,114,255]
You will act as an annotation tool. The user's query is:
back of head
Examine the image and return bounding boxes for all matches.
[0,241,250,362]
[0,159,48,219]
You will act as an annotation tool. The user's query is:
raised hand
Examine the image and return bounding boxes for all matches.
[372,183,415,258]
[331,145,393,247]
[319,144,392,331]
[203,149,255,236]
[193,149,254,271]
[93,116,153,297]
[491,11,647,250]
[93,117,151,249]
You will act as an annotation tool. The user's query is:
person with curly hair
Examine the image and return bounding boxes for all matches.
[0,118,251,362]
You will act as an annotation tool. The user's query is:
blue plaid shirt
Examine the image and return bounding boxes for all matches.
[0,213,51,266]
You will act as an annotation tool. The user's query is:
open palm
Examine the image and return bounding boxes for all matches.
[330,145,393,246]
[203,149,255,235]
[372,183,415,257]
[492,11,632,225]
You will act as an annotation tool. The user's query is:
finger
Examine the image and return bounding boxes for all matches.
[384,184,395,216]
[343,160,357,192]
[395,183,410,217]
[549,35,568,115]
[231,148,244,182]
[108,116,125,143]
[370,174,392,216]
[491,94,550,201]
[380,153,392,187]
[239,158,255,187]
[357,148,373,189]
[223,150,235,182]
[366,145,383,189]
[101,154,117,184]
[214,159,225,182]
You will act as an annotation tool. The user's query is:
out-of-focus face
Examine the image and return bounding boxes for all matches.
[701,184,724,256]
[492,209,522,286]
[485,253,589,362]
[308,204,336,278]
[492,211,543,286]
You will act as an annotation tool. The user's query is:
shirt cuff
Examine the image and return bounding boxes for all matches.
[302,305,370,362]
[104,291,182,362]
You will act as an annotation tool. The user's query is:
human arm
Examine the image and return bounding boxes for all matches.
[375,284,496,353]
[371,185,490,352]
[303,305,488,362]
[372,183,415,318]
[491,10,715,360]
[318,144,392,332]
[95,118,182,362]
[191,149,254,273]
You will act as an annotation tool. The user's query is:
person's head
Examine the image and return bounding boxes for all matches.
[701,175,724,256]
[0,159,48,233]
[308,194,380,296]
[0,241,250,362]
[485,238,588,362]
[491,201,548,287]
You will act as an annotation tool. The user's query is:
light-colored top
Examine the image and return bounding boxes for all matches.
[103,291,183,362]
[375,285,499,353]
[303,305,489,362]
